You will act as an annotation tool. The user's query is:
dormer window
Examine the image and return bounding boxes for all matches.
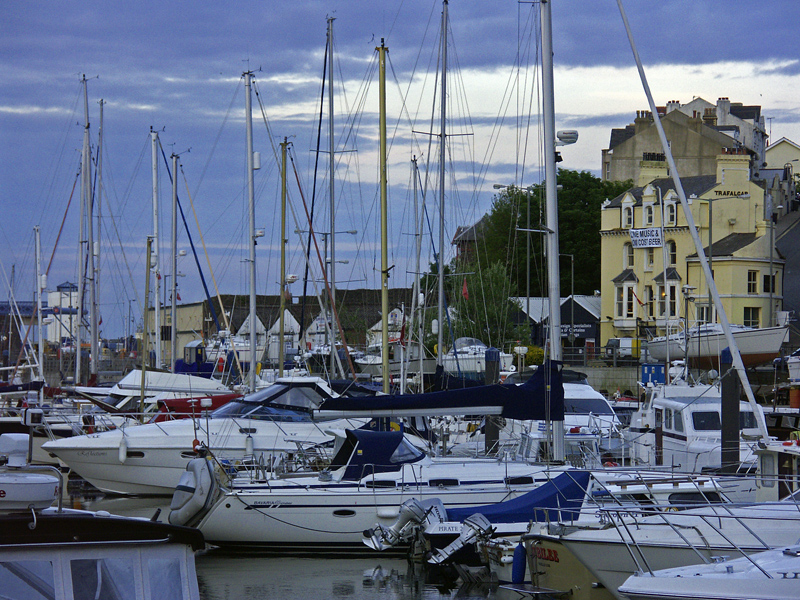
[666,203,676,226]
[624,206,633,228]
[644,205,654,226]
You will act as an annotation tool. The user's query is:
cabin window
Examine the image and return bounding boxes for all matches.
[664,409,673,430]
[743,307,760,328]
[429,478,459,488]
[668,492,722,505]
[505,476,535,485]
[71,558,135,598]
[390,437,425,464]
[364,480,397,489]
[674,411,684,433]
[148,558,183,600]
[692,411,721,431]
[0,560,54,597]
[747,270,758,294]
[740,411,758,430]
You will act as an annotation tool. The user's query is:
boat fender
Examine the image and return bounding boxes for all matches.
[169,457,220,528]
[511,541,526,583]
[192,439,202,453]
[118,438,128,464]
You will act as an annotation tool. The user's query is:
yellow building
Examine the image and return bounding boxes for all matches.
[600,150,784,346]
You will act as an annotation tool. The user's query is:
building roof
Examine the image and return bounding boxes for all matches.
[686,232,758,258]
[612,269,638,284]
[653,267,682,283]
[511,295,601,324]
[607,175,717,208]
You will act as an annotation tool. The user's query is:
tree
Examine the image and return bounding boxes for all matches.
[470,169,631,297]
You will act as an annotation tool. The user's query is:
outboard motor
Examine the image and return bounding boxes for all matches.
[168,457,220,528]
[363,497,446,551]
[428,513,493,565]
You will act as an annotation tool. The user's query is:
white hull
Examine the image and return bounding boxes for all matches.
[558,503,800,599]
[44,415,367,495]
[197,461,565,552]
[648,325,788,368]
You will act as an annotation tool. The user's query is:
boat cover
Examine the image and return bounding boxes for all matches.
[444,470,591,524]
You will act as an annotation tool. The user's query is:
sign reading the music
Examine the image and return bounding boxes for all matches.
[629,228,663,248]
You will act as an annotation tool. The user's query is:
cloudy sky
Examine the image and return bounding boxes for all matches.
[2,0,799,339]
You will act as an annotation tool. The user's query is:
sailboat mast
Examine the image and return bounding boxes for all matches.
[245,71,258,391]
[75,75,90,385]
[279,138,288,378]
[94,99,104,375]
[34,226,45,387]
[170,153,178,372]
[327,16,337,377]
[150,129,161,369]
[437,0,448,367]
[541,0,565,461]
[378,40,390,393]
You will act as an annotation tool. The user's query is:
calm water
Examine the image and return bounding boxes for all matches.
[72,489,505,600]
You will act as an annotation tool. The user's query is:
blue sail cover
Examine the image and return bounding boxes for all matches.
[315,360,564,421]
[444,470,591,524]
[330,429,425,481]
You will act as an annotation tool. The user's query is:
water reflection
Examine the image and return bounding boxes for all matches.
[71,489,503,600]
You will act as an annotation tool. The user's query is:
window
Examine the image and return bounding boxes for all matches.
[644,205,654,226]
[747,270,758,294]
[616,285,636,319]
[664,408,673,430]
[743,307,760,328]
[616,286,624,318]
[667,240,677,266]
[624,243,634,268]
[624,206,633,228]
[674,411,684,433]
[669,285,677,317]
[658,285,666,316]
[646,248,654,269]
[697,305,713,324]
[645,285,654,318]
[666,203,676,225]
[626,287,635,318]
[763,273,776,294]
[692,411,721,431]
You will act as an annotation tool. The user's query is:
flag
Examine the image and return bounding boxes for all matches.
[462,277,469,300]
[631,289,644,307]
[177,292,181,301]
[399,313,406,348]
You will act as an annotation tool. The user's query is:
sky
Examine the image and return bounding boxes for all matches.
[2,0,799,339]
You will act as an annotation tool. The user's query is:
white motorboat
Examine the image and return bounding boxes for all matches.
[647,323,789,368]
[787,347,800,382]
[169,428,576,554]
[619,545,800,600]
[623,368,763,480]
[354,340,436,379]
[549,502,800,599]
[441,338,514,378]
[42,376,373,495]
[0,432,204,600]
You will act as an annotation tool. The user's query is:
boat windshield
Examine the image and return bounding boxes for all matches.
[453,337,487,351]
[691,410,759,431]
[210,383,328,418]
[565,398,614,415]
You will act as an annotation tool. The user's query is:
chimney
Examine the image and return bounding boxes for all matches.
[717,97,731,119]
[703,107,717,126]
[666,100,681,113]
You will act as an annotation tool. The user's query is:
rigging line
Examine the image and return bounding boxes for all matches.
[179,164,224,333]
[300,35,329,340]
[231,494,367,535]
[192,81,241,200]
[288,147,355,378]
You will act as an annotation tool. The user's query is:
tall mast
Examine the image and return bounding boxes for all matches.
[327,16,337,377]
[413,157,424,387]
[150,129,161,368]
[34,226,45,387]
[378,40,390,393]
[541,0,565,460]
[279,138,288,377]
[437,0,448,367]
[76,75,89,384]
[245,71,258,391]
[170,153,178,372]
[93,99,104,377]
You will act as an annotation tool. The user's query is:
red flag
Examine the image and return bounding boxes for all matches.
[177,292,182,301]
[462,277,469,300]
[399,313,406,348]
[631,289,644,307]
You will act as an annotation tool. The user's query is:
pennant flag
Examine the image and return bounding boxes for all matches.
[462,277,469,300]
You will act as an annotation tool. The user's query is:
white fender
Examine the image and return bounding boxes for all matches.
[118,438,128,464]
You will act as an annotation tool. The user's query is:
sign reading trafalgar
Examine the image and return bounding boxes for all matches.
[629,228,663,248]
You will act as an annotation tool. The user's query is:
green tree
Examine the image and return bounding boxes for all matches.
[472,169,631,297]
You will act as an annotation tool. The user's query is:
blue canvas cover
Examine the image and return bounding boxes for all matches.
[444,470,591,524]
[316,360,564,421]
[329,429,425,481]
